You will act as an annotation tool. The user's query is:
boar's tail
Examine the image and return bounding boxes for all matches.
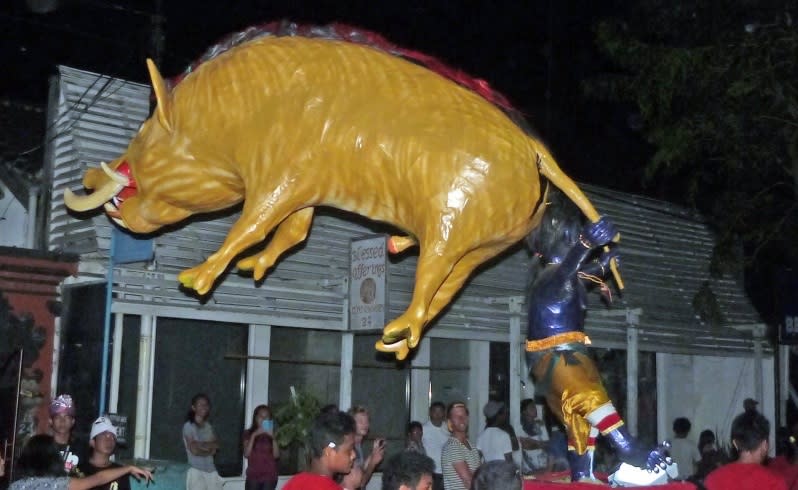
[534,144,600,223]
[534,143,625,289]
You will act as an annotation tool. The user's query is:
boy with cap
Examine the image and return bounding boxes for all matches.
[49,394,88,477]
[476,401,513,463]
[78,416,130,490]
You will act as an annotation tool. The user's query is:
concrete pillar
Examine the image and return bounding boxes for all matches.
[134,315,155,458]
[340,333,354,410]
[626,316,639,436]
[410,337,432,422]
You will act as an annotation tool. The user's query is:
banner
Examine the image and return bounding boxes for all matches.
[349,235,388,331]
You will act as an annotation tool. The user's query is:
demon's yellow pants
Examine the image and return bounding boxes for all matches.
[531,349,611,455]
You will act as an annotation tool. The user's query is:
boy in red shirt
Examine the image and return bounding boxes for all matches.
[283,411,357,490]
[705,411,787,490]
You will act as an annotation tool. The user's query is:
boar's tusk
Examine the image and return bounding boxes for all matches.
[64,180,124,212]
[110,216,127,229]
[101,161,130,185]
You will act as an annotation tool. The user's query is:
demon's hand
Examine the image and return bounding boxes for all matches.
[609,426,671,472]
[598,248,621,274]
[579,216,618,250]
[646,442,672,472]
[582,248,622,277]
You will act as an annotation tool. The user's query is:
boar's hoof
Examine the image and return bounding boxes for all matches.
[375,338,410,361]
[178,266,216,295]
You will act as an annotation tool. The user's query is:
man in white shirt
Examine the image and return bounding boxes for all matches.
[477,401,514,462]
[670,417,700,480]
[421,401,450,490]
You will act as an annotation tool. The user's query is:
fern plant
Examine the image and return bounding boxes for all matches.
[273,387,321,449]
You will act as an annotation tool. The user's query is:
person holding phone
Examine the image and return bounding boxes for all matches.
[243,404,280,490]
[345,406,385,490]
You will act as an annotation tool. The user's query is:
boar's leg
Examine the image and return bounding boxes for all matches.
[178,198,303,295]
[422,241,514,324]
[375,246,461,352]
[236,207,315,280]
[375,240,516,360]
[387,235,417,254]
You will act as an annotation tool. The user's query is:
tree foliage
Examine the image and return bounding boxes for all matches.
[584,1,797,276]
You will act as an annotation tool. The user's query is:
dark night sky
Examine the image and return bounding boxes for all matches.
[1,0,650,191]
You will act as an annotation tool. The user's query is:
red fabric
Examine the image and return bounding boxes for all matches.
[594,413,623,433]
[705,462,788,490]
[282,472,342,490]
[523,481,695,490]
[768,456,798,489]
[173,21,516,111]
[243,429,278,482]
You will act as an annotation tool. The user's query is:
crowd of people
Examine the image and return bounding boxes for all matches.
[2,394,153,490]
[661,398,798,490]
[280,407,522,490]
[5,391,798,490]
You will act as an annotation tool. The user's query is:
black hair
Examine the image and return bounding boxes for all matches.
[320,403,340,415]
[17,434,64,477]
[247,404,272,434]
[731,411,770,452]
[429,401,445,411]
[407,420,423,434]
[186,393,211,424]
[698,429,716,452]
[471,460,522,490]
[309,411,355,458]
[525,187,583,264]
[673,417,692,436]
[520,398,535,413]
[381,451,435,490]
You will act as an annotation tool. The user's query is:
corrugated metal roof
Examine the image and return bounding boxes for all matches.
[47,66,763,357]
[46,66,151,255]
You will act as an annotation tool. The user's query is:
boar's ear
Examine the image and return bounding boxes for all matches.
[146,58,173,132]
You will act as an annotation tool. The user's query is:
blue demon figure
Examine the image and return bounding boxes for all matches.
[525,191,668,482]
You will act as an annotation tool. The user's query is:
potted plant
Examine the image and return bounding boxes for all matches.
[273,387,321,473]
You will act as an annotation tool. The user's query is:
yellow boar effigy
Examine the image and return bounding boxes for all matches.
[64,22,617,360]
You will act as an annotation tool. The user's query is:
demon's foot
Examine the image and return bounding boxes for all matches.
[178,261,225,295]
[375,338,410,360]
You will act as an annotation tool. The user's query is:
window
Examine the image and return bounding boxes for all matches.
[589,347,657,471]
[351,333,409,458]
[57,284,108,443]
[430,338,470,406]
[269,327,341,474]
[149,318,247,477]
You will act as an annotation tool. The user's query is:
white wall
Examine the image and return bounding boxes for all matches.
[658,352,776,450]
[0,181,28,247]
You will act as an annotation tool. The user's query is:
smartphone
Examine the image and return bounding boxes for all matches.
[261,419,273,432]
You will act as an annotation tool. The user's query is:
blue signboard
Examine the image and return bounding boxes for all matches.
[111,227,153,264]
